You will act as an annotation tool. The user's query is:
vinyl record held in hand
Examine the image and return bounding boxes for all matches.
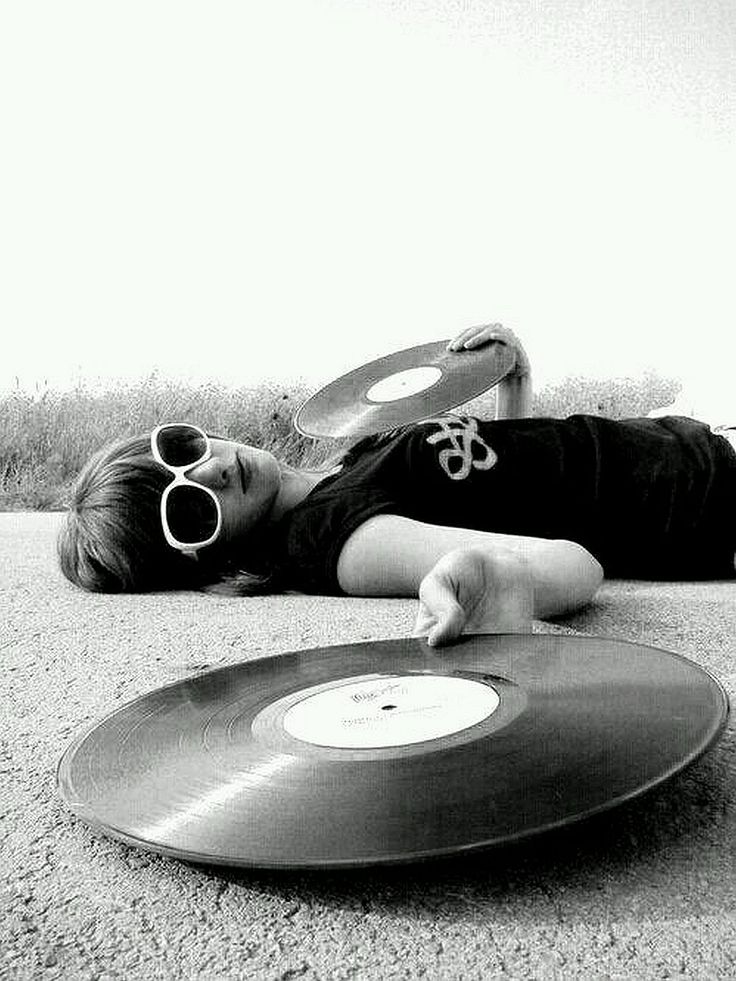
[57,634,728,869]
[294,339,515,438]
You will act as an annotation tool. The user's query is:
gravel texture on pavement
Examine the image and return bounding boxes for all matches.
[3,512,736,980]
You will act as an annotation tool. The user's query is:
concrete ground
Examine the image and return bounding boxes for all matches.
[3,511,736,980]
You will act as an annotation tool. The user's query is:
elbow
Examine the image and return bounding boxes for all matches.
[579,546,604,602]
[560,540,604,611]
[534,540,603,618]
[495,374,533,421]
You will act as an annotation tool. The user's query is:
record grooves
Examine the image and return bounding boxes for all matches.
[294,339,515,438]
[57,635,729,869]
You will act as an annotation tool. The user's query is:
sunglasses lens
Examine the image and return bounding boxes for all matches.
[155,425,208,467]
[165,485,219,545]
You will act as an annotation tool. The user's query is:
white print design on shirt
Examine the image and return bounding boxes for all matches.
[424,416,498,481]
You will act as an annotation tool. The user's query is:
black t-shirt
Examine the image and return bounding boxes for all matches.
[272,414,736,593]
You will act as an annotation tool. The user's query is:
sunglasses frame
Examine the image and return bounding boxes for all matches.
[150,423,223,552]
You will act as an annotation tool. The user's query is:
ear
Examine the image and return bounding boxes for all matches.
[182,550,200,561]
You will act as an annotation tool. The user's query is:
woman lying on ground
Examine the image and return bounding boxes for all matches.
[58,324,736,646]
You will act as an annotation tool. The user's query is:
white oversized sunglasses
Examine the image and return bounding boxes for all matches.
[150,423,223,551]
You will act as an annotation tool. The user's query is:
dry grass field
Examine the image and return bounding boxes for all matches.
[0,371,680,510]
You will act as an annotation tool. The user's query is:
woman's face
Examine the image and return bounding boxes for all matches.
[182,438,283,550]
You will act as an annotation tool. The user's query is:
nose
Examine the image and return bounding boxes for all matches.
[187,454,235,490]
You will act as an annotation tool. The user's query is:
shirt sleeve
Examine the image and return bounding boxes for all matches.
[276,486,404,595]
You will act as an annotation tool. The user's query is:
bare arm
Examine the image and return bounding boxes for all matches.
[335,328,588,643]
[336,515,603,622]
[448,323,533,420]
[495,363,532,420]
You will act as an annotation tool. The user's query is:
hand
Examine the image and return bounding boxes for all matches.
[413,547,535,647]
[447,323,531,377]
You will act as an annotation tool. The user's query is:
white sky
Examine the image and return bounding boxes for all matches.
[2,0,735,395]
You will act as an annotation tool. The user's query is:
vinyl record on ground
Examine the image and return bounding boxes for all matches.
[57,634,729,869]
[294,339,515,439]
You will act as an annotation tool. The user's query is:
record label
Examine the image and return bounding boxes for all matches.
[365,366,443,403]
[282,674,500,748]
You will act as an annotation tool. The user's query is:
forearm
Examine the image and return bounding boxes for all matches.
[493,330,533,420]
[337,516,603,619]
[495,370,533,420]
[413,539,603,646]
[446,323,533,420]
[456,538,601,619]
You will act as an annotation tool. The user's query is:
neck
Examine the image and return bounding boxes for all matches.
[270,464,326,522]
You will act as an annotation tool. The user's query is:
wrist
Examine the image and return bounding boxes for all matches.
[511,346,531,378]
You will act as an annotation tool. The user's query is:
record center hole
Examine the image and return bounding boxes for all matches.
[381,704,397,711]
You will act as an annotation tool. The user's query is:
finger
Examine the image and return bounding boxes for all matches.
[427,614,465,647]
[447,324,487,351]
[464,324,504,350]
[426,622,456,647]
[412,602,437,637]
[448,324,505,352]
[417,575,467,646]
